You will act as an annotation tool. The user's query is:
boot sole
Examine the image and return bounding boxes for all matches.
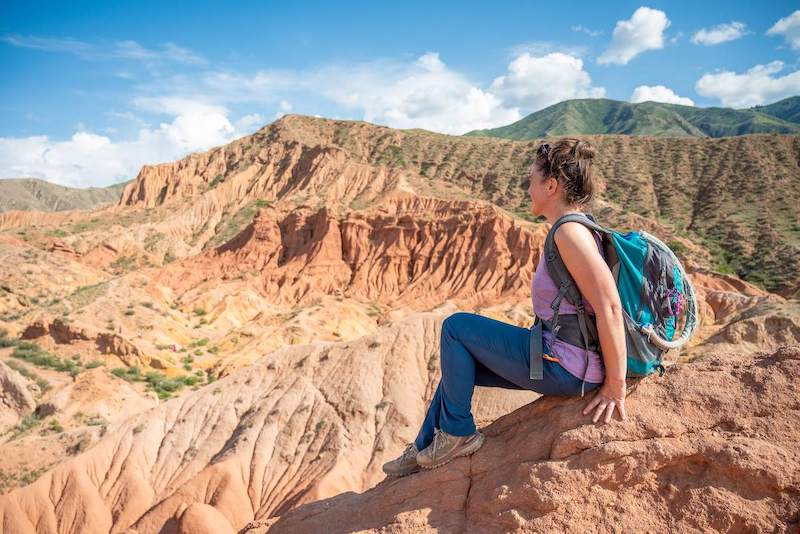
[418,432,485,470]
[383,465,421,477]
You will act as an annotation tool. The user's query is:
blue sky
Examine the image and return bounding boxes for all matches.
[2,1,799,187]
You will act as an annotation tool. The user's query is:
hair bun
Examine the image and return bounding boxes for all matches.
[575,139,596,160]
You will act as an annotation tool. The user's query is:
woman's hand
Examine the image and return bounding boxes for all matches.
[582,377,627,423]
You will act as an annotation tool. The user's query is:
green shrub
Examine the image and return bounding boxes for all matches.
[111,366,142,382]
[48,418,64,433]
[10,414,40,439]
[85,415,106,426]
[194,338,210,347]
[143,371,201,400]
[111,366,201,400]
[11,343,82,375]
[0,330,17,348]
[18,466,46,486]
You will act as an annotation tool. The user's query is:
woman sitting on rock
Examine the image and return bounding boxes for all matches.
[383,137,628,476]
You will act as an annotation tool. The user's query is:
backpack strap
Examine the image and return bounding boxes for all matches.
[542,212,612,397]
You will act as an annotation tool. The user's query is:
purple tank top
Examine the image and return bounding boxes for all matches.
[531,216,606,383]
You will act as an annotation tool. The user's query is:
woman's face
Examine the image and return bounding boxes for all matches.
[527,161,556,216]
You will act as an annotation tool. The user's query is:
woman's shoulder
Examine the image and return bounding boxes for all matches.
[553,220,601,251]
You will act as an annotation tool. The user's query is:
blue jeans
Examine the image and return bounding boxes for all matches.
[414,312,602,451]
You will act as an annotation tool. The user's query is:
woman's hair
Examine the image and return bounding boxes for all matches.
[533,137,598,205]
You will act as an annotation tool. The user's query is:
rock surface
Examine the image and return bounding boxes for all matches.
[243,344,800,534]
[0,311,536,533]
[0,361,36,433]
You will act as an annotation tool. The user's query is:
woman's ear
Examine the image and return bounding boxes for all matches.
[546,176,558,195]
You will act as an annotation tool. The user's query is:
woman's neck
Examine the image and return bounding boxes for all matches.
[544,205,583,225]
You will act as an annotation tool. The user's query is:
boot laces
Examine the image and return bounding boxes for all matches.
[432,428,448,458]
[402,442,417,460]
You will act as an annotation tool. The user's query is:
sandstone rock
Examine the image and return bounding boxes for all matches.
[177,503,236,534]
[0,361,36,433]
[0,311,534,533]
[153,199,543,311]
[244,345,800,534]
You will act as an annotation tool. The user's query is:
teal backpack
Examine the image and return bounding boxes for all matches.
[529,212,698,396]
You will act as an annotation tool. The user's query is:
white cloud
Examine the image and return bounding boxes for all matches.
[104,110,147,126]
[0,103,254,187]
[274,100,292,119]
[235,113,265,132]
[695,61,800,108]
[489,52,605,111]
[1,34,206,65]
[767,10,800,50]
[631,85,695,105]
[571,25,602,37]
[310,52,521,134]
[691,22,748,45]
[0,48,605,185]
[598,7,671,65]
[508,41,588,59]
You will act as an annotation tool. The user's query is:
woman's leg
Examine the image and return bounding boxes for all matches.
[414,312,600,450]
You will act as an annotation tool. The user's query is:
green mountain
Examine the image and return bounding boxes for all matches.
[754,96,800,124]
[464,97,800,139]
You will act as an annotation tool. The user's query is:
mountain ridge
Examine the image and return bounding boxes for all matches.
[464,96,800,139]
[0,177,132,213]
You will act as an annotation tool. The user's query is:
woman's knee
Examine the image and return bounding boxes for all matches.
[443,312,473,336]
[440,313,473,364]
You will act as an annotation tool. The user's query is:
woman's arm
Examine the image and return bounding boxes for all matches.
[553,222,627,423]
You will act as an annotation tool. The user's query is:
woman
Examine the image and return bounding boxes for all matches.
[383,138,628,477]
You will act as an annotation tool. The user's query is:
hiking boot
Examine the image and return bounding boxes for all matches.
[382,442,421,477]
[416,428,485,470]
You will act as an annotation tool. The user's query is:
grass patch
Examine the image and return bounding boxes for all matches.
[143,231,165,252]
[8,414,41,439]
[0,329,18,348]
[47,418,64,433]
[67,281,109,309]
[67,218,102,234]
[110,366,202,400]
[11,342,83,377]
[110,254,138,274]
[208,174,224,189]
[111,366,142,381]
